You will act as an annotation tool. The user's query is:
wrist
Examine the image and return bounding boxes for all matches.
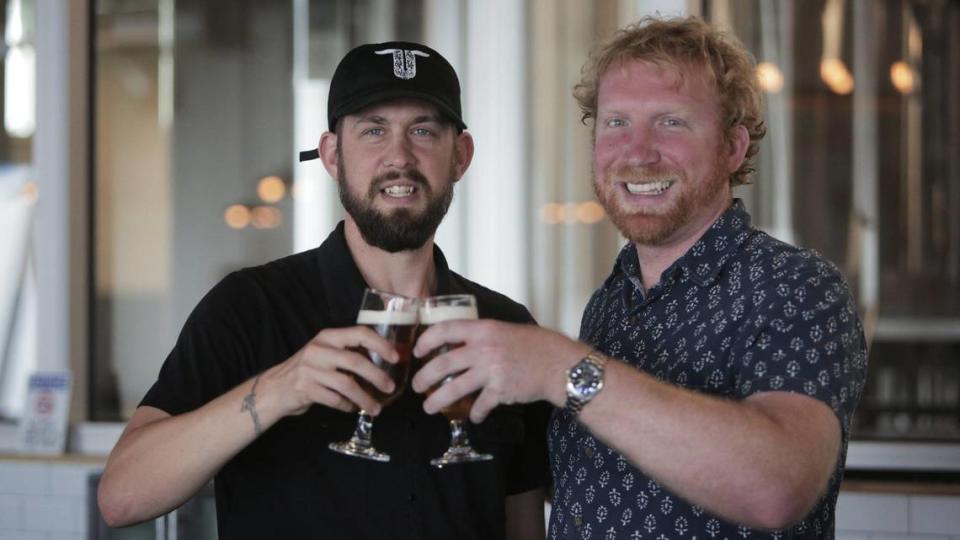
[549,342,594,408]
[563,348,609,417]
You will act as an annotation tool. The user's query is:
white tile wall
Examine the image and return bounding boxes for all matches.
[837,493,911,533]
[910,496,960,535]
[0,461,102,540]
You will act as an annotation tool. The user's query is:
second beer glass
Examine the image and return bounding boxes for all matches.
[328,288,419,462]
[419,294,493,466]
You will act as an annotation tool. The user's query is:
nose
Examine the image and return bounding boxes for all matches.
[623,126,660,167]
[382,133,417,170]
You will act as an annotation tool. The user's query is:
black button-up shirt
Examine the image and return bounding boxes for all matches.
[547,200,868,539]
[142,222,551,539]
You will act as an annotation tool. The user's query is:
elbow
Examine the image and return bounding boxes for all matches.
[745,481,822,531]
[98,477,140,528]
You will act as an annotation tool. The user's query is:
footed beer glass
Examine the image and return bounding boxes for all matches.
[419,294,493,466]
[329,289,419,462]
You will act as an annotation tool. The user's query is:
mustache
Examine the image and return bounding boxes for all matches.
[609,165,680,182]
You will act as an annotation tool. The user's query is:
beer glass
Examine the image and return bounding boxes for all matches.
[329,289,419,462]
[419,294,493,466]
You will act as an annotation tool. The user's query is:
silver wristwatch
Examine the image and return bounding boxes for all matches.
[564,351,608,417]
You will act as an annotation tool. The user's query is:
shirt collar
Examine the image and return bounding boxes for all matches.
[606,198,755,290]
[316,221,452,326]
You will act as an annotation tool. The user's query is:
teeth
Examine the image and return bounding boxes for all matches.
[383,185,415,197]
[626,180,673,195]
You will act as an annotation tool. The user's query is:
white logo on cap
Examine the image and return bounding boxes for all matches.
[375,48,430,80]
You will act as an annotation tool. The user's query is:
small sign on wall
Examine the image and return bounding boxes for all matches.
[18,371,72,455]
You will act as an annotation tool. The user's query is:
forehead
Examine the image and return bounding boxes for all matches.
[597,59,718,108]
[347,98,444,123]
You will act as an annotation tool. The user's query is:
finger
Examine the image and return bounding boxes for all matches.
[311,386,358,414]
[301,347,396,395]
[469,387,499,424]
[422,366,484,415]
[315,369,383,415]
[334,349,398,394]
[316,326,401,363]
[411,345,473,393]
[412,320,476,358]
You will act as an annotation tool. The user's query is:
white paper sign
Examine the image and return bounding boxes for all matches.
[18,371,72,455]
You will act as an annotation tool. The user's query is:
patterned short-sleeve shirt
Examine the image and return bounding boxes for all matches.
[547,200,868,539]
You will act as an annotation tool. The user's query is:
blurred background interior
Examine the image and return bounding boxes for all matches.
[0,0,959,538]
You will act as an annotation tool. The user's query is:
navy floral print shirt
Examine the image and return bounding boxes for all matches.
[547,200,868,539]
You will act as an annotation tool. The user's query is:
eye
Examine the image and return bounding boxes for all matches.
[660,117,686,128]
[605,117,627,128]
[362,127,385,136]
[412,127,434,137]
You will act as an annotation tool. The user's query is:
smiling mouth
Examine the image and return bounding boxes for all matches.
[625,180,674,195]
[382,185,417,197]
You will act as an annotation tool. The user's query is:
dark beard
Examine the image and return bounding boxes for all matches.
[338,162,455,253]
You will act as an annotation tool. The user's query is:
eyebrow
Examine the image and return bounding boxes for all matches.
[354,113,444,125]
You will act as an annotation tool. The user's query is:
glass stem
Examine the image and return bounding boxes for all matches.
[449,419,470,450]
[350,411,374,448]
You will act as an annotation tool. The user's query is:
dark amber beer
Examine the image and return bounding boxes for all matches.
[329,289,420,462]
[418,304,479,420]
[355,309,418,407]
[418,295,492,466]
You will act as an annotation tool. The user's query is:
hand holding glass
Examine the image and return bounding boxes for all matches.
[419,294,493,466]
[328,289,419,462]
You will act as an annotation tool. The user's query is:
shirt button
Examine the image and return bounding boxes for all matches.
[574,516,582,528]
[584,447,594,458]
[408,493,416,502]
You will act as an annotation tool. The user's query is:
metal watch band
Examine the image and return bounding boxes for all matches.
[565,351,608,417]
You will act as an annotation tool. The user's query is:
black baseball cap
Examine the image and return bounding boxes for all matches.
[299,41,467,162]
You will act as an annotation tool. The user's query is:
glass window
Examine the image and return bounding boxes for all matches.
[707,0,960,440]
[0,0,36,420]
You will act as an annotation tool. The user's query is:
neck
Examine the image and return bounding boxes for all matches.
[343,217,437,298]
[633,203,728,291]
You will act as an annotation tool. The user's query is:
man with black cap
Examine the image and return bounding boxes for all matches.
[98,41,550,540]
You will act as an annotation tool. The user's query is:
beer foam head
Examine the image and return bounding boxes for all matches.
[357,309,418,326]
[419,305,478,324]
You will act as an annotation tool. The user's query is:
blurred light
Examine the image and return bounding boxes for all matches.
[224,204,251,230]
[820,58,854,95]
[542,201,608,225]
[576,201,606,224]
[4,44,35,138]
[562,203,578,224]
[5,0,24,44]
[540,202,563,225]
[21,181,37,203]
[251,206,282,229]
[756,62,784,94]
[257,175,287,203]
[890,61,916,95]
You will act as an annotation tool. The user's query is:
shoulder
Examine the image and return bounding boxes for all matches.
[191,249,322,319]
[448,272,534,324]
[739,231,850,292]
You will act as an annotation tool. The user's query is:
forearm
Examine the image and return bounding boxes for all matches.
[574,361,839,529]
[99,375,280,526]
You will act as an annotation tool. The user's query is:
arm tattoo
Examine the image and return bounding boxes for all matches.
[241,373,264,436]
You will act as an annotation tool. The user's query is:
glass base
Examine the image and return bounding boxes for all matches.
[430,446,493,467]
[328,439,391,462]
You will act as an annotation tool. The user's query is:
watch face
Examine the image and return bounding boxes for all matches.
[570,362,602,398]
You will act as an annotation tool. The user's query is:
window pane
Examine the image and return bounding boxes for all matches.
[0,0,36,420]
[709,0,960,441]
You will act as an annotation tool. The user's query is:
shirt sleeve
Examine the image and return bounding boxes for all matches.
[731,258,869,434]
